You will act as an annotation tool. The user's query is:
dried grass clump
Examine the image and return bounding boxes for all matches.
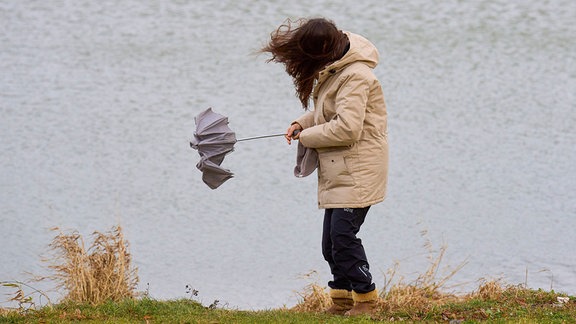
[291,271,331,313]
[381,283,458,314]
[471,279,505,300]
[378,237,467,316]
[466,280,558,305]
[291,283,331,312]
[43,225,138,305]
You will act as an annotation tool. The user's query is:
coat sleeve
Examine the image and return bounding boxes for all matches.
[294,110,315,129]
[300,72,370,148]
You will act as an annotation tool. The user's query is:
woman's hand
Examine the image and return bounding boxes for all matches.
[285,123,303,145]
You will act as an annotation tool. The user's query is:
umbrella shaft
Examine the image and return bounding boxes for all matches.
[236,133,286,142]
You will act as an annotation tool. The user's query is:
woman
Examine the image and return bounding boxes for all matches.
[261,17,388,316]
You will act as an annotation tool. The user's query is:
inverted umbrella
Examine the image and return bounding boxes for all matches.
[190,107,287,189]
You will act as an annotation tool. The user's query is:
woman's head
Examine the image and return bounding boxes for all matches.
[261,18,349,109]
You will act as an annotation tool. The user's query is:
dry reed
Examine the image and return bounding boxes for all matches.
[280,233,570,321]
[472,278,505,300]
[292,238,468,317]
[291,282,331,313]
[291,271,331,313]
[42,225,138,305]
[378,242,467,315]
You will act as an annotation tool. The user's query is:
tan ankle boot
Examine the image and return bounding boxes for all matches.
[345,289,379,316]
[324,289,353,315]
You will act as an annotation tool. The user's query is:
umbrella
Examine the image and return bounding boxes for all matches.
[190,108,237,189]
[190,107,287,189]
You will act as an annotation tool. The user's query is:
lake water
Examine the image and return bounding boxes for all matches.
[1,0,575,310]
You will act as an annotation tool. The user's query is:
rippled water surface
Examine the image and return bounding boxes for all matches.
[1,0,575,310]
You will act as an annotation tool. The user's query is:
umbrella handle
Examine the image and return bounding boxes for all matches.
[236,130,299,142]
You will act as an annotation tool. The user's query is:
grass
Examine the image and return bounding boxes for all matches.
[0,290,574,323]
[0,298,383,323]
[1,226,575,323]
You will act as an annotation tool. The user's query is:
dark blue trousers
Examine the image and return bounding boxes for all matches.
[322,207,375,293]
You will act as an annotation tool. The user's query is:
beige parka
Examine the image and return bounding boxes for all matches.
[295,32,388,209]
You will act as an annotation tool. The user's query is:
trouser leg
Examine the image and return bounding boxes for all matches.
[322,209,351,291]
[322,207,375,294]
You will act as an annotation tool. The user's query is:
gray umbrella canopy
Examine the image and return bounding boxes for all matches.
[190,108,237,189]
[190,108,290,189]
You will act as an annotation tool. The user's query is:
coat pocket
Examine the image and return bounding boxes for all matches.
[318,150,355,189]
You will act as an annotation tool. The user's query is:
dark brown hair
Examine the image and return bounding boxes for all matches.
[261,18,349,109]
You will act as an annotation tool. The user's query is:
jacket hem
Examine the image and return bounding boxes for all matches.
[318,197,385,209]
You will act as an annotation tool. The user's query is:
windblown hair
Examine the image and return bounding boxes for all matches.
[261,18,349,109]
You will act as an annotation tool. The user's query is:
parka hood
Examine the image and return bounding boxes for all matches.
[324,32,379,73]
